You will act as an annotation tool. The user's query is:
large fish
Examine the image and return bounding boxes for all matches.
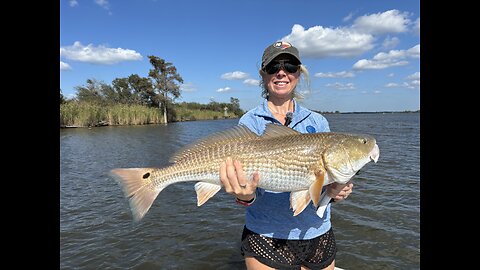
[110,124,379,221]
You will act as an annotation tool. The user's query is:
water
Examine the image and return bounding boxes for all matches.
[60,113,420,269]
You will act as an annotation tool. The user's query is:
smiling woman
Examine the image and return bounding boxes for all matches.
[259,42,310,106]
[218,41,356,270]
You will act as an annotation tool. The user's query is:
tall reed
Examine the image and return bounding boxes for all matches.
[60,102,163,127]
[175,107,231,121]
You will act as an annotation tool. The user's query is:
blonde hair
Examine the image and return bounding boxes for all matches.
[259,65,310,100]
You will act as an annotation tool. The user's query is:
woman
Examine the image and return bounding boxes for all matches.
[219,41,353,270]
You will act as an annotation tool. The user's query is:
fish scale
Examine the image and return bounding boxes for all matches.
[110,123,379,221]
[166,141,319,189]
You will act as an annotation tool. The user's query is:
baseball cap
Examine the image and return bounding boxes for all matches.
[261,41,301,70]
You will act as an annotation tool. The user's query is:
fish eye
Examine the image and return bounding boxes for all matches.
[361,138,367,144]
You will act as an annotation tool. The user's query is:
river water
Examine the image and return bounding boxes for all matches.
[60,113,419,269]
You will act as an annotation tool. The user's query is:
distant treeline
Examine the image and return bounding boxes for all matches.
[60,99,244,128]
[60,55,245,128]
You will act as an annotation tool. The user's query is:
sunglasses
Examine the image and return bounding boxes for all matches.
[263,60,300,74]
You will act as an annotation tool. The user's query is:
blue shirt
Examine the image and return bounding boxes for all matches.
[238,99,332,240]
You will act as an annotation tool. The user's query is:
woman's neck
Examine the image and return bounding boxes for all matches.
[267,98,294,124]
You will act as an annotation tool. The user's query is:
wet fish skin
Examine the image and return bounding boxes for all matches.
[110,124,379,221]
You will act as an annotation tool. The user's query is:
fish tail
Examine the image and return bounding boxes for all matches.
[110,168,162,222]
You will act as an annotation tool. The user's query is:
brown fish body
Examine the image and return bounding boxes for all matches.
[153,134,324,189]
[110,124,379,221]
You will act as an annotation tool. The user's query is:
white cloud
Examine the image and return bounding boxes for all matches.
[217,87,231,93]
[95,0,112,15]
[406,44,420,58]
[406,72,420,81]
[352,44,419,70]
[385,83,400,88]
[382,36,400,50]
[314,71,355,78]
[180,82,197,92]
[404,72,420,89]
[95,0,109,9]
[352,9,411,34]
[413,18,420,35]
[221,71,249,80]
[403,80,420,89]
[243,79,260,86]
[279,10,418,60]
[325,82,355,90]
[384,72,420,89]
[353,59,407,70]
[282,24,375,58]
[343,12,354,22]
[60,41,142,64]
[69,0,78,7]
[60,61,72,70]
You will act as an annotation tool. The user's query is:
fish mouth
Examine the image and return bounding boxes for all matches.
[370,144,380,163]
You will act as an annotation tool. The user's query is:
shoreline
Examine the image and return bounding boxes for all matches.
[60,116,238,129]
[60,111,419,129]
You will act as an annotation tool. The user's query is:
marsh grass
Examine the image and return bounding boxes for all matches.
[60,102,162,127]
[60,102,238,127]
[175,107,231,121]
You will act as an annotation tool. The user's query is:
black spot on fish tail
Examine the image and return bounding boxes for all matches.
[143,172,150,179]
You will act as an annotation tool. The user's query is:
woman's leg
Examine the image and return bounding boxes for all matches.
[321,259,335,270]
[245,256,276,270]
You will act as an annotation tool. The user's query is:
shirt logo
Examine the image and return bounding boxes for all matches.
[306,126,316,133]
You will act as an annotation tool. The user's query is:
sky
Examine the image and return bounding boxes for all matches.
[60,0,420,112]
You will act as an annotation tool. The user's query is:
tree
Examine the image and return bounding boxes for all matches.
[112,78,133,104]
[60,89,65,104]
[148,55,183,124]
[98,83,117,104]
[229,97,243,116]
[128,74,155,107]
[75,79,105,104]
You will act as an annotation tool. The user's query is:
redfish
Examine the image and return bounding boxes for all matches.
[110,124,379,221]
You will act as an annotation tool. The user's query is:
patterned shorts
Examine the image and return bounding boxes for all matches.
[240,226,336,270]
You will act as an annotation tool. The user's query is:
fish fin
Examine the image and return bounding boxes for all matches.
[194,182,222,206]
[290,190,311,216]
[316,192,331,218]
[262,123,300,139]
[170,125,258,163]
[110,168,161,222]
[309,170,325,207]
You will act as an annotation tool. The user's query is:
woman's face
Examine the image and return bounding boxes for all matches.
[263,55,300,99]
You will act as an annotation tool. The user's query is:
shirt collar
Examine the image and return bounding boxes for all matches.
[253,99,311,125]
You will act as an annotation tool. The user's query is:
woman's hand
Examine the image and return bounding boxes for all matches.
[219,157,260,201]
[326,181,353,202]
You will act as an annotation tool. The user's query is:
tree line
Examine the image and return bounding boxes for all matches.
[60,55,244,123]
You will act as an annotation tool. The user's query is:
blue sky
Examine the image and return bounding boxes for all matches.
[60,0,420,112]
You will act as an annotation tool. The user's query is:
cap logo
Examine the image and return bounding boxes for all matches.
[274,41,292,50]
